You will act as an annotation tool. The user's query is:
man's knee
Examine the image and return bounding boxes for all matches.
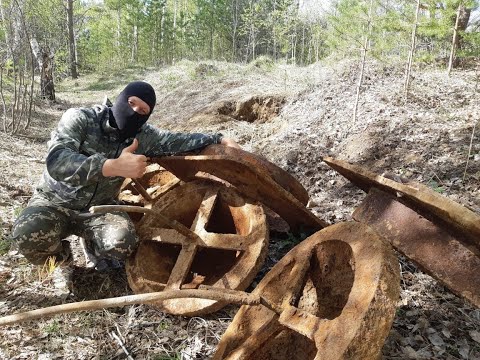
[11,206,69,265]
[98,227,138,260]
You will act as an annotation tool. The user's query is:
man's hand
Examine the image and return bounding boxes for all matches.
[220,137,241,149]
[102,138,147,178]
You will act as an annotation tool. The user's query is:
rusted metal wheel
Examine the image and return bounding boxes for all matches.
[214,222,400,360]
[126,179,269,316]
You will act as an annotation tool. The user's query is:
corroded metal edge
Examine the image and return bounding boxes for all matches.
[354,188,480,308]
[153,155,327,232]
[323,157,480,252]
[200,144,309,205]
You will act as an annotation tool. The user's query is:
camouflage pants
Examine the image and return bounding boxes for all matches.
[11,205,138,266]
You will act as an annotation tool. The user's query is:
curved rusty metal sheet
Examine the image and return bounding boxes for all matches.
[200,145,309,205]
[126,180,269,316]
[323,157,480,252]
[353,188,480,308]
[153,155,327,232]
[214,222,400,360]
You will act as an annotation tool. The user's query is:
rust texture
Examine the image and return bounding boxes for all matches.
[214,222,400,360]
[353,188,480,308]
[323,157,480,252]
[153,154,327,232]
[119,163,181,207]
[200,144,309,205]
[126,180,269,316]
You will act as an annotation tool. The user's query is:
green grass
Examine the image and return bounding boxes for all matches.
[156,320,170,332]
[152,354,181,360]
[276,229,310,251]
[427,180,445,194]
[44,320,62,335]
[13,206,23,217]
[0,227,11,255]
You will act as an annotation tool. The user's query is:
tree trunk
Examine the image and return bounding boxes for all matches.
[160,2,166,61]
[0,0,12,59]
[131,24,138,62]
[0,67,7,132]
[232,0,239,61]
[447,5,462,75]
[353,0,374,123]
[66,0,78,79]
[41,51,55,101]
[31,39,55,101]
[404,0,421,93]
[173,0,177,62]
[116,6,121,48]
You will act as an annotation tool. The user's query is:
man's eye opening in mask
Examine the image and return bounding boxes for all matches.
[127,96,150,115]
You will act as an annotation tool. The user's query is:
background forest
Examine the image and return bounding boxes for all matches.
[0,0,479,132]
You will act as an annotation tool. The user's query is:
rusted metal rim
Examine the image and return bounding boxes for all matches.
[214,222,400,360]
[126,179,269,316]
[153,154,327,232]
[200,144,309,205]
[323,156,480,251]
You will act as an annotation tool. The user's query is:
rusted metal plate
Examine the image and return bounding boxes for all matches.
[126,180,269,316]
[153,155,327,232]
[353,188,480,308]
[214,222,400,360]
[200,144,309,205]
[323,157,480,252]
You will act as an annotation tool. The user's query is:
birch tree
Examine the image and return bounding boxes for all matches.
[353,0,375,123]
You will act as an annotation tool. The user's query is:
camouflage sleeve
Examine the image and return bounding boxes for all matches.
[137,124,223,157]
[46,108,107,185]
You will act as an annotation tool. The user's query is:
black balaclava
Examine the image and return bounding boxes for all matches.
[110,81,156,139]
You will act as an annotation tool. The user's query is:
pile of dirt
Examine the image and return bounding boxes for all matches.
[0,59,479,359]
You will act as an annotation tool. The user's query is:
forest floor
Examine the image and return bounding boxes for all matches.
[0,58,479,359]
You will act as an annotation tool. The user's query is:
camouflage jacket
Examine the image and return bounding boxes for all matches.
[30,104,222,210]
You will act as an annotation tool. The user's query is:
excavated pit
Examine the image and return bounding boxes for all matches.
[219,96,285,123]
[126,180,269,316]
[214,222,400,360]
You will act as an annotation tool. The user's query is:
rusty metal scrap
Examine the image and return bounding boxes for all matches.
[153,154,327,232]
[323,157,480,252]
[214,222,400,360]
[119,164,181,206]
[353,188,480,307]
[126,180,269,316]
[200,144,309,205]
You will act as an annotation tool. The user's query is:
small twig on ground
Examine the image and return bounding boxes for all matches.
[432,171,446,187]
[110,329,134,360]
[463,121,477,184]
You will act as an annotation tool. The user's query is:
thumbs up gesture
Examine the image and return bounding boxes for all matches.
[102,138,147,178]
